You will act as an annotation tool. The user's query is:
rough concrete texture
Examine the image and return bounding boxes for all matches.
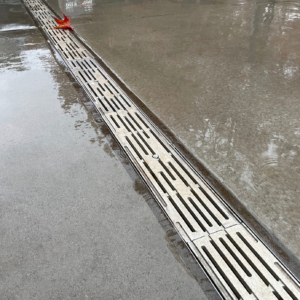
[45,0,300,261]
[0,2,219,299]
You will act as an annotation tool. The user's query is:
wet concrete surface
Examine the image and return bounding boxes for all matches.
[0,4,219,299]
[44,0,300,262]
[0,0,35,31]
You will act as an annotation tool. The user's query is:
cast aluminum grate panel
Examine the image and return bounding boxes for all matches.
[22,0,300,298]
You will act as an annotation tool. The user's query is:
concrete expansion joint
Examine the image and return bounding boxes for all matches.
[22,0,300,299]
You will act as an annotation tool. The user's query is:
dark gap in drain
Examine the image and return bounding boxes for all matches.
[226,234,269,286]
[104,83,113,94]
[117,115,131,132]
[188,197,213,227]
[66,35,74,42]
[97,97,108,111]
[96,88,104,97]
[88,70,96,80]
[131,133,148,155]
[177,194,206,231]
[111,98,120,110]
[202,246,241,300]
[75,50,82,59]
[82,51,87,57]
[78,71,87,82]
[84,60,92,69]
[73,41,80,49]
[160,172,175,191]
[127,113,142,130]
[120,94,131,107]
[66,44,72,51]
[273,291,284,300]
[52,36,58,44]
[97,68,107,80]
[137,132,154,154]
[77,61,84,69]
[191,189,222,226]
[69,43,76,51]
[78,61,86,69]
[124,116,136,131]
[57,43,64,52]
[150,130,170,153]
[143,131,150,138]
[90,60,98,69]
[210,240,253,295]
[98,83,105,91]
[198,185,229,220]
[168,195,196,232]
[109,81,119,94]
[104,97,115,112]
[135,112,149,128]
[81,62,88,70]
[114,96,126,110]
[68,51,75,60]
[144,162,167,194]
[237,232,280,281]
[110,116,120,129]
[126,136,142,160]
[283,286,298,300]
[87,83,98,98]
[168,162,189,186]
[71,61,76,68]
[220,238,252,277]
[172,155,196,183]
[83,70,92,81]
[159,161,175,180]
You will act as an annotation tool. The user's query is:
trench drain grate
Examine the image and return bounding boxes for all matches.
[22,0,300,299]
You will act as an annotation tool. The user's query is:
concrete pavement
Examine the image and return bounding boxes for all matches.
[0,2,219,298]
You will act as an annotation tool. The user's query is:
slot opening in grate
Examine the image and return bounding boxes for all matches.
[202,245,242,300]
[131,133,148,156]
[237,232,279,281]
[192,189,223,226]
[210,239,253,295]
[188,197,213,228]
[176,194,206,232]
[226,234,269,286]
[143,162,167,194]
[198,185,229,220]
[168,196,196,233]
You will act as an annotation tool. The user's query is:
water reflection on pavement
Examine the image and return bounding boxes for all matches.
[0,5,217,298]
[45,0,300,260]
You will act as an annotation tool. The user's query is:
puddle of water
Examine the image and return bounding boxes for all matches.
[0,27,116,164]
[0,27,217,300]
[0,24,36,31]
[0,23,215,295]
[0,1,35,30]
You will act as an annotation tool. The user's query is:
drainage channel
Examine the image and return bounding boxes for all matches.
[22,0,300,299]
